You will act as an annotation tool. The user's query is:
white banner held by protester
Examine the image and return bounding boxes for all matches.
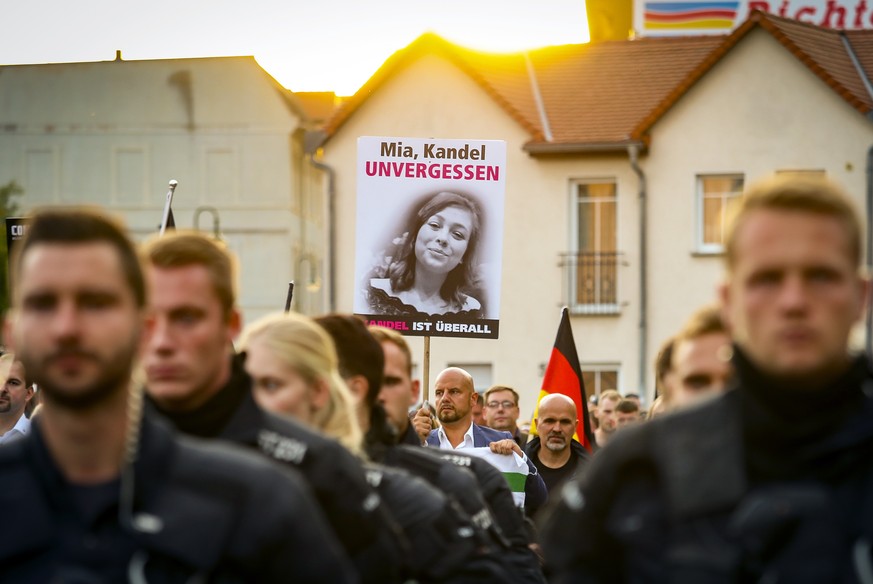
[463,447,530,508]
[353,136,506,339]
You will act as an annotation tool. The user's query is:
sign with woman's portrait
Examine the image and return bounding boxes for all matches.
[353,136,506,339]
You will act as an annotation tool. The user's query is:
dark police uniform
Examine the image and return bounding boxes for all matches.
[145,354,402,584]
[377,443,546,583]
[0,416,355,583]
[542,350,873,584]
[362,461,490,582]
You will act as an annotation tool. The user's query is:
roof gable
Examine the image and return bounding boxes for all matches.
[525,36,722,150]
[632,10,873,139]
[322,33,543,141]
[321,12,873,153]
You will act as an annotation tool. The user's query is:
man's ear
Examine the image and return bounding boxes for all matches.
[345,375,369,405]
[227,308,242,341]
[409,379,420,406]
[857,275,870,321]
[138,310,154,355]
[24,385,34,403]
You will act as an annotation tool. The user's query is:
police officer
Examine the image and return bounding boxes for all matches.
[0,208,352,582]
[140,231,396,583]
[542,175,873,582]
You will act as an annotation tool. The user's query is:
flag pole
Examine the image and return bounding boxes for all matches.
[284,282,295,313]
[159,180,178,236]
[422,336,431,402]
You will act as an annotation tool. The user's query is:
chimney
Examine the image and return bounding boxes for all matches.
[115,50,122,61]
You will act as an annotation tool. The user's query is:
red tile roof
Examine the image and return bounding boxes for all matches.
[764,13,873,112]
[323,12,873,152]
[633,11,873,140]
[845,29,873,78]
[527,36,723,149]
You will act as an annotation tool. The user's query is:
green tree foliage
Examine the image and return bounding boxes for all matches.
[0,180,23,316]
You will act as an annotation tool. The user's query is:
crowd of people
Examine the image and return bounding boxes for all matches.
[1,173,872,582]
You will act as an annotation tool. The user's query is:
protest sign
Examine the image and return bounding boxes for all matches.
[353,136,506,339]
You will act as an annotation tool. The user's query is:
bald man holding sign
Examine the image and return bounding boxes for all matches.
[415,367,548,515]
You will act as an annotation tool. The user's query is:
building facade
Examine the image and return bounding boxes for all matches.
[319,12,873,417]
[0,54,328,322]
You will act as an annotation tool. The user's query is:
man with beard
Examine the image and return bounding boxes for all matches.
[0,354,33,443]
[524,394,589,498]
[328,318,547,583]
[543,175,873,582]
[0,208,352,582]
[415,367,548,515]
[141,231,397,583]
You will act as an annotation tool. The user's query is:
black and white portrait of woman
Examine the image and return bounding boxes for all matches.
[365,191,486,317]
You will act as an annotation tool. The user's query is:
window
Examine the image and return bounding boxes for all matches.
[581,365,620,399]
[697,175,744,253]
[568,180,619,312]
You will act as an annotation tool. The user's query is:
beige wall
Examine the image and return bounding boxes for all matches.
[645,27,873,376]
[0,58,327,323]
[324,29,873,416]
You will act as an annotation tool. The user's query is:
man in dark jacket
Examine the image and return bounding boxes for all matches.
[524,393,589,498]
[0,209,352,583]
[542,175,873,583]
[414,366,549,516]
[350,320,546,583]
[368,325,424,446]
[140,231,399,583]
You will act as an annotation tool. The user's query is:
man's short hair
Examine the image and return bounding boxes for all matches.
[315,314,384,408]
[615,399,639,414]
[475,392,484,406]
[725,174,862,270]
[13,207,145,308]
[674,304,726,346]
[654,336,675,386]
[0,353,28,388]
[483,385,519,406]
[140,231,237,317]
[368,326,413,377]
[599,389,622,405]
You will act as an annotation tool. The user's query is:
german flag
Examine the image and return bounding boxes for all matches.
[529,307,595,452]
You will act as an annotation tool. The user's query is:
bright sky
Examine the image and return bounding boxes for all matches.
[2,0,589,96]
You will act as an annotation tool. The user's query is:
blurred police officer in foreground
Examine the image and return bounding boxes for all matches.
[140,232,393,582]
[543,175,873,583]
[0,208,353,582]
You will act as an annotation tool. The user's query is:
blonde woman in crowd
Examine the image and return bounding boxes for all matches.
[239,311,363,456]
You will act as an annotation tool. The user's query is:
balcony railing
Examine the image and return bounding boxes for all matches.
[559,251,622,314]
